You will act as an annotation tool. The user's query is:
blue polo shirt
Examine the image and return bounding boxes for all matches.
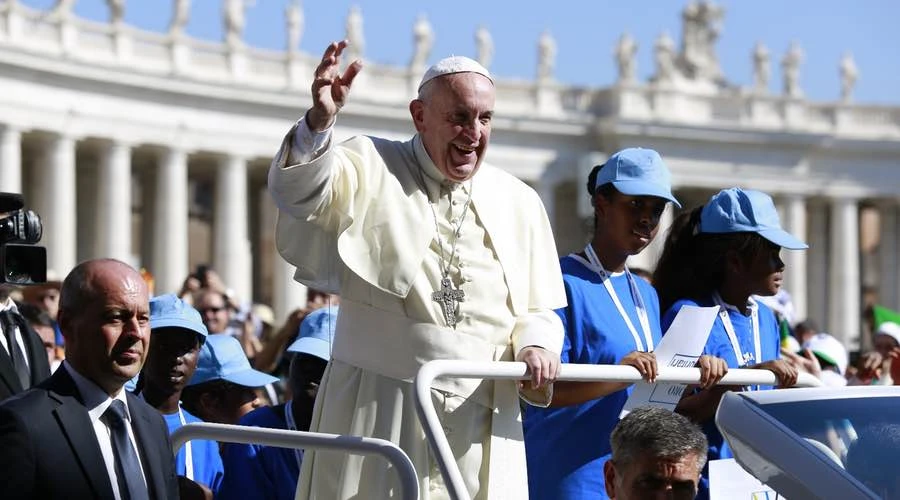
[662,296,781,499]
[524,256,663,499]
[164,408,225,494]
[218,404,301,500]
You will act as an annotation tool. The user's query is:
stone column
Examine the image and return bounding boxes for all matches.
[213,154,252,304]
[805,201,828,331]
[781,194,808,322]
[0,125,22,194]
[879,202,899,311]
[261,189,307,323]
[272,252,307,326]
[828,197,861,350]
[95,141,132,262]
[35,134,77,275]
[153,147,189,295]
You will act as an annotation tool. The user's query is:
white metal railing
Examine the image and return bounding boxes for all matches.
[414,360,823,500]
[171,422,419,500]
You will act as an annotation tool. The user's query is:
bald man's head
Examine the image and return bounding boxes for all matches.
[59,259,150,396]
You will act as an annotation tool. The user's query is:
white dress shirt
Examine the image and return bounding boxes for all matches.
[63,361,147,500]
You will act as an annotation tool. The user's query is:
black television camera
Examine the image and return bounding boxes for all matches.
[0,192,47,285]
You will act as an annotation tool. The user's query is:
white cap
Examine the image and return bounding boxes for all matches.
[418,56,493,92]
[876,321,900,346]
[802,333,848,375]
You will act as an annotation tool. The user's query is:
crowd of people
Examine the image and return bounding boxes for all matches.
[0,38,897,500]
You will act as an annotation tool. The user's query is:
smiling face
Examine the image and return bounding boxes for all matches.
[144,327,201,396]
[409,72,495,182]
[60,261,150,396]
[595,190,669,257]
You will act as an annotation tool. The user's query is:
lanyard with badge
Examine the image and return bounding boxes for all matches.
[583,244,654,352]
[712,292,762,391]
[283,400,303,469]
[177,404,195,481]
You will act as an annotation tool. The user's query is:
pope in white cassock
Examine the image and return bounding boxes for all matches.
[268,40,567,499]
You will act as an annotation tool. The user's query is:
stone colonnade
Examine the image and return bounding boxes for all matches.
[0,124,308,323]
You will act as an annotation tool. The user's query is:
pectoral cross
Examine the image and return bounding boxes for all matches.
[432,276,465,328]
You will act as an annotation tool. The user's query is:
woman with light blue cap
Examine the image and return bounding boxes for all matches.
[653,187,806,499]
[523,148,727,499]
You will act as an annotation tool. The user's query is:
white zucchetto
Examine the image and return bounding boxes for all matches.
[418,56,493,91]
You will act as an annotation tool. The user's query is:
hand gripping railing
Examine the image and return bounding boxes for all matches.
[171,422,419,500]
[414,360,823,500]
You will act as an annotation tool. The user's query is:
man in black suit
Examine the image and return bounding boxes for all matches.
[0,285,51,401]
[0,258,179,499]
[0,192,52,400]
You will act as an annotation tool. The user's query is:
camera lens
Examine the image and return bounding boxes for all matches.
[23,210,42,243]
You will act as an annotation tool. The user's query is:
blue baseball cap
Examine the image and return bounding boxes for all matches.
[700,188,808,250]
[287,306,337,361]
[188,334,279,388]
[150,294,208,345]
[594,147,681,208]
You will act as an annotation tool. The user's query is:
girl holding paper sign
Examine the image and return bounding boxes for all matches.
[654,187,805,500]
[523,148,727,500]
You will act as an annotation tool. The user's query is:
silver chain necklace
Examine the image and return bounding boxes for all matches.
[428,180,474,328]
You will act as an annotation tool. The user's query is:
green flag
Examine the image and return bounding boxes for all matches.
[873,305,900,329]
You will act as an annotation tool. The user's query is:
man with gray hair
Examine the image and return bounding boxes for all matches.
[605,407,708,500]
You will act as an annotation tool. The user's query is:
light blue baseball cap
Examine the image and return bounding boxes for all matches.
[700,188,808,250]
[150,294,208,345]
[287,306,337,361]
[188,334,279,388]
[594,147,681,208]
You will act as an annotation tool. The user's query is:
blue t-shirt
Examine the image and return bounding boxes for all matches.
[164,408,225,494]
[661,296,781,500]
[218,404,301,500]
[523,256,663,500]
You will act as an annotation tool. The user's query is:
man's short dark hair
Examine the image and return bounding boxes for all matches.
[610,406,708,469]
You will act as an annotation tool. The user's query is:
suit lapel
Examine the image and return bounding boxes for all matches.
[0,347,22,394]
[19,322,50,384]
[127,394,166,500]
[47,369,116,500]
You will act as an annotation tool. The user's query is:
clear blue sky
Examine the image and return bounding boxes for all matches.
[22,0,900,105]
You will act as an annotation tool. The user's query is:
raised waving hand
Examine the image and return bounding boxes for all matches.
[307,40,363,132]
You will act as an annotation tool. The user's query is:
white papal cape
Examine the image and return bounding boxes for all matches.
[269,123,566,500]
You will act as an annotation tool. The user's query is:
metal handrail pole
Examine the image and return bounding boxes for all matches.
[414,360,822,500]
[171,423,419,500]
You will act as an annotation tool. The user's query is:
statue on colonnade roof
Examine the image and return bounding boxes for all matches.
[677,0,725,85]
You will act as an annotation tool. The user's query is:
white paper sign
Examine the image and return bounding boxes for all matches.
[709,459,784,500]
[620,305,719,417]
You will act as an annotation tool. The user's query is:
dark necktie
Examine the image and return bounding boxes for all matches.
[103,400,150,500]
[0,310,31,389]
